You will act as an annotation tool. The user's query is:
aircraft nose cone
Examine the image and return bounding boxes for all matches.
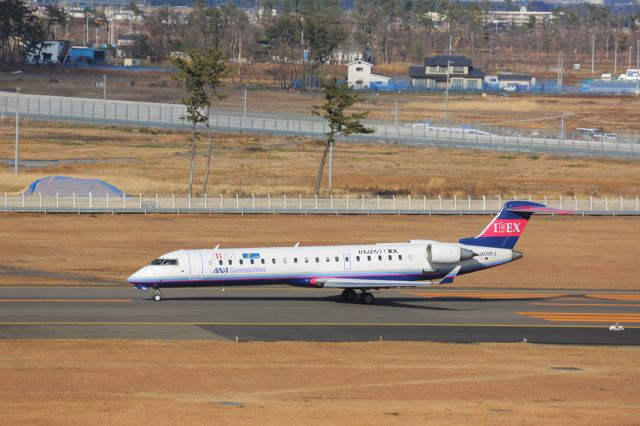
[511,250,524,261]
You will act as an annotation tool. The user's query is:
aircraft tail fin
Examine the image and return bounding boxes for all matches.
[459,201,572,249]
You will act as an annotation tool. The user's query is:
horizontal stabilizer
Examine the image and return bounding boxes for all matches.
[314,278,436,290]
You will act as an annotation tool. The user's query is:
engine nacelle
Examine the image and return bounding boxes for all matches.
[427,243,476,264]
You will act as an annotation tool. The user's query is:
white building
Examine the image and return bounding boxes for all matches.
[487,7,553,27]
[347,60,391,90]
[26,40,71,64]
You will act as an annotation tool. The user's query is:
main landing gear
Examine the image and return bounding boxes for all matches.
[152,288,163,301]
[341,289,375,305]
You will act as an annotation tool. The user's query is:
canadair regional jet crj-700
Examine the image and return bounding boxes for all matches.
[128,201,571,303]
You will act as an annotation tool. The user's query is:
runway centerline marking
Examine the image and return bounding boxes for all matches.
[530,302,640,307]
[0,299,132,303]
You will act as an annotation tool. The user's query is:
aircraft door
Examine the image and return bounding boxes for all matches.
[188,251,204,279]
[343,254,351,270]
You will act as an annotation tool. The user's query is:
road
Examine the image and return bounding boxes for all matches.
[0,286,638,344]
[2,91,639,158]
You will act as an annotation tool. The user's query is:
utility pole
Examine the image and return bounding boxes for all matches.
[637,39,639,69]
[243,86,247,118]
[614,40,618,75]
[557,53,563,93]
[445,60,452,124]
[591,32,595,73]
[560,115,565,142]
[328,143,333,191]
[15,87,20,174]
[103,74,106,102]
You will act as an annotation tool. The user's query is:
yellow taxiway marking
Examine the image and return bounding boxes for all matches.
[0,321,638,329]
[517,312,640,323]
[530,302,640,307]
[0,299,132,303]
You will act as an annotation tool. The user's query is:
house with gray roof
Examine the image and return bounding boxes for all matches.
[409,55,485,91]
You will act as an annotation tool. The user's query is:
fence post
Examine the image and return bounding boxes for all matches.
[139,193,143,209]
[236,194,239,209]
[423,195,426,210]
[268,194,271,209]
[4,192,6,208]
[299,194,302,209]
[590,196,593,211]
[482,195,486,211]
[204,194,207,209]
[123,193,126,208]
[454,195,457,210]
[574,196,577,211]
[172,194,175,209]
[620,196,623,211]
[219,193,223,209]
[89,192,92,208]
[330,195,333,209]
[468,195,471,211]
[377,195,380,210]
[252,194,255,209]
[106,193,109,209]
[347,195,350,210]
[605,196,608,211]
[283,193,287,209]
[498,195,502,209]
[439,195,442,209]
[392,195,396,210]
[408,195,411,210]
[72,193,75,208]
[637,196,639,212]
[156,193,159,208]
[315,194,318,209]
[362,194,365,209]
[543,195,546,206]
[56,193,59,208]
[559,195,562,209]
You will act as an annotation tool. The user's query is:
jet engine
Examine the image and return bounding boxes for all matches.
[426,243,476,264]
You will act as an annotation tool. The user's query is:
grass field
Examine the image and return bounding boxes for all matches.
[0,213,637,289]
[1,340,638,425]
[1,120,639,197]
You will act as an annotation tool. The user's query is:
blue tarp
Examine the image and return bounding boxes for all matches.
[23,176,125,196]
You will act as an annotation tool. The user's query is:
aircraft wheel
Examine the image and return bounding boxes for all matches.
[360,292,375,305]
[153,291,162,302]
[341,289,358,303]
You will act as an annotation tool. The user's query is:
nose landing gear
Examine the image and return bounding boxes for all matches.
[152,289,163,301]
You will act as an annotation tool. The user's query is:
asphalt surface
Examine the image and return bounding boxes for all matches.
[0,286,638,344]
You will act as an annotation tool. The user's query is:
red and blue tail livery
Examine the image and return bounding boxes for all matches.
[459,201,573,249]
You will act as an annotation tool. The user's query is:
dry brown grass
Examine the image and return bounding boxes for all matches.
[0,120,638,197]
[1,340,638,425]
[0,214,637,289]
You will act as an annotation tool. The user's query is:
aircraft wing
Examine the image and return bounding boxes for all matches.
[315,278,438,290]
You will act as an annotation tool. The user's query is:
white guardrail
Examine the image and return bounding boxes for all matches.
[1,194,639,215]
[1,91,640,159]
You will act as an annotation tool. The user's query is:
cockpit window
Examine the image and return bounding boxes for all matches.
[150,258,179,266]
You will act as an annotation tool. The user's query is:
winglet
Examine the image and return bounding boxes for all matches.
[438,265,462,285]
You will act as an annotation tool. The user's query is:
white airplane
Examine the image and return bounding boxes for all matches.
[128,201,571,303]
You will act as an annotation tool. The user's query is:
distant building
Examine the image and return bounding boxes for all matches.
[409,55,485,90]
[485,73,536,92]
[26,40,71,64]
[347,60,391,90]
[69,47,108,65]
[487,7,553,27]
[117,34,137,58]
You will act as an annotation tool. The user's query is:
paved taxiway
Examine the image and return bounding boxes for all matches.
[0,286,638,344]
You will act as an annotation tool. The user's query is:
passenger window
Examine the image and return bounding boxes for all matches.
[239,259,243,265]
[272,258,276,264]
[283,258,287,264]
[326,257,330,262]
[367,256,371,261]
[388,255,392,260]
[261,259,265,264]
[399,255,403,261]
[378,255,382,261]
[250,259,255,265]
[305,257,309,263]
[151,259,163,265]
[315,257,320,263]
[335,256,339,262]
[218,260,223,265]
[294,258,298,263]
[356,256,360,261]
[228,259,232,265]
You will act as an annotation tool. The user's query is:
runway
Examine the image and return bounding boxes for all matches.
[0,286,638,344]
